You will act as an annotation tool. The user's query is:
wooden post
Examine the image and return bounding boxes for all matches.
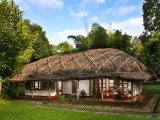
[31,82,34,98]
[55,80,60,99]
[77,80,79,100]
[131,82,133,98]
[96,79,99,98]
[89,80,91,96]
[48,80,51,98]
[106,79,109,96]
[0,76,2,95]
[144,82,146,94]
[61,81,63,95]
[146,81,148,94]
[143,81,147,95]
[16,82,19,97]
[101,78,103,100]
[93,80,95,97]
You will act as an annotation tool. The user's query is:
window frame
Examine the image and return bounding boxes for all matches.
[26,81,46,90]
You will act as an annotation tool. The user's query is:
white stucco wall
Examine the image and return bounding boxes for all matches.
[132,82,141,96]
[25,90,56,96]
[58,81,62,90]
[62,80,90,96]
[25,80,56,97]
[63,81,72,94]
[128,82,132,91]
[79,80,89,96]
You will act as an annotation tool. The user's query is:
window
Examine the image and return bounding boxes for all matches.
[26,81,46,90]
[109,80,114,90]
[89,79,106,96]
[35,82,39,89]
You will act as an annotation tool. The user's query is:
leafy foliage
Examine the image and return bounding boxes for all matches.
[143,0,160,35]
[52,41,74,54]
[142,32,160,76]
[68,35,91,51]
[0,0,52,78]
[0,0,33,77]
[24,20,52,62]
[68,23,132,54]
[141,0,160,43]
[89,23,108,49]
[108,30,132,54]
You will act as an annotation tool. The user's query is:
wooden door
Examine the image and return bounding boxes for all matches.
[90,80,101,98]
[72,80,77,94]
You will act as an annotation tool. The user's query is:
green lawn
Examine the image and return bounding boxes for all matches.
[143,84,160,94]
[0,98,159,120]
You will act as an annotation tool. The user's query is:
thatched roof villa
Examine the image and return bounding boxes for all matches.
[10,48,157,102]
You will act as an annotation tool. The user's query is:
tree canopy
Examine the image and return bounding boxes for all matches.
[52,41,74,54]
[141,0,160,43]
[68,35,90,51]
[89,23,108,49]
[68,23,132,54]
[139,32,160,76]
[24,20,52,62]
[0,0,52,78]
[0,0,30,77]
[134,0,160,76]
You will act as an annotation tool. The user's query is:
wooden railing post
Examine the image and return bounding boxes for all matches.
[16,82,19,97]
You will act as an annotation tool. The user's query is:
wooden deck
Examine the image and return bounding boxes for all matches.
[79,94,142,102]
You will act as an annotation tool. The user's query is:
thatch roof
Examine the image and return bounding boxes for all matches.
[10,48,157,82]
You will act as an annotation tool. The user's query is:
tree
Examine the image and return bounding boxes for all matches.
[23,20,52,62]
[89,23,108,49]
[142,32,160,76]
[0,0,32,77]
[52,41,74,54]
[0,0,55,78]
[68,23,132,54]
[121,33,132,54]
[107,30,132,54]
[112,30,123,49]
[68,35,91,51]
[141,0,160,43]
[132,37,144,59]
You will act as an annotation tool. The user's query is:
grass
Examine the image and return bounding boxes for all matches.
[0,98,10,105]
[142,83,160,114]
[143,84,160,94]
[0,83,159,120]
[0,98,159,120]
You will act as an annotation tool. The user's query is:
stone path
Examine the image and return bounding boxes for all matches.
[151,94,160,118]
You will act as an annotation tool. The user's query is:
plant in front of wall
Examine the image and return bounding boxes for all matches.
[80,89,87,98]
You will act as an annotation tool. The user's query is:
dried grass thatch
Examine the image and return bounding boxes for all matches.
[10,48,157,82]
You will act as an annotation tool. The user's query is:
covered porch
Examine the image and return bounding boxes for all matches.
[79,95,142,102]
[59,78,142,102]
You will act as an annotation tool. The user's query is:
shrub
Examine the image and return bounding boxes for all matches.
[7,83,25,97]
